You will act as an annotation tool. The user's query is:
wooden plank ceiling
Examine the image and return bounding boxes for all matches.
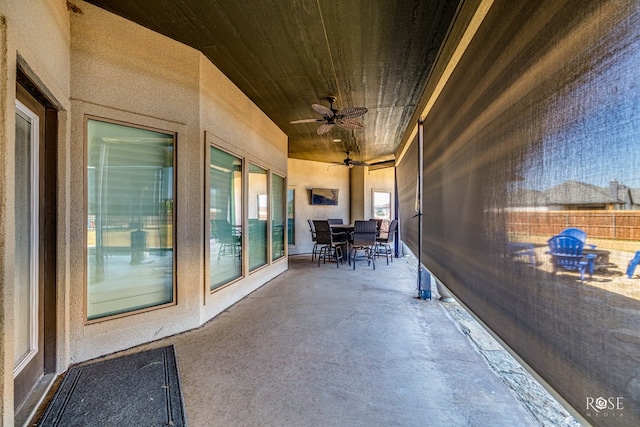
[85,0,461,166]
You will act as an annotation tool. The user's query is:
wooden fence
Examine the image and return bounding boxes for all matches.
[507,210,640,241]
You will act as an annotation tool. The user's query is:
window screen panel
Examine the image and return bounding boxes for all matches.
[410,0,640,424]
[397,136,419,256]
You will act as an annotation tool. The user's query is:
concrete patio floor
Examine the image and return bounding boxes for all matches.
[78,253,581,426]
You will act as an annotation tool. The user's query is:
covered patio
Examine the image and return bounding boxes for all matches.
[37,254,576,426]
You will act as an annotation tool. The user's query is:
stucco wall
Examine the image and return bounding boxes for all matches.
[200,57,288,323]
[200,58,287,174]
[349,167,366,223]
[67,1,288,363]
[350,166,395,223]
[0,5,290,406]
[69,1,204,364]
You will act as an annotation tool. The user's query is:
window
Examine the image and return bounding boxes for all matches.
[86,118,175,320]
[372,190,391,220]
[14,100,39,372]
[287,188,295,245]
[248,164,268,270]
[271,173,286,260]
[209,146,243,290]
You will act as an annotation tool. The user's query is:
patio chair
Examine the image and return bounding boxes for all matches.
[507,241,537,266]
[307,219,321,261]
[313,220,348,268]
[375,219,397,265]
[626,251,640,278]
[211,219,241,264]
[546,234,597,281]
[327,218,344,225]
[560,227,596,249]
[349,220,377,270]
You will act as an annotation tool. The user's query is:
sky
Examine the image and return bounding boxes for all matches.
[522,16,640,191]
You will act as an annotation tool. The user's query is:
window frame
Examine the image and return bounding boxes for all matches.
[247,162,269,272]
[13,99,40,374]
[287,187,295,246]
[371,189,392,220]
[270,172,287,261]
[207,144,245,293]
[84,115,177,323]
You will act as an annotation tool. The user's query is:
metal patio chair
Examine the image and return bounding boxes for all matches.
[313,220,348,268]
[307,219,322,261]
[375,219,397,265]
[349,220,377,270]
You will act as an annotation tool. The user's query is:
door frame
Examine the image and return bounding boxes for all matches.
[13,63,59,425]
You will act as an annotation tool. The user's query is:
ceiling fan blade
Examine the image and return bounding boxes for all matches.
[290,118,323,124]
[312,103,335,118]
[336,118,365,130]
[317,123,335,134]
[337,107,368,119]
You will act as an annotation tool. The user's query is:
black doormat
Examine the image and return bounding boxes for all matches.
[37,345,186,426]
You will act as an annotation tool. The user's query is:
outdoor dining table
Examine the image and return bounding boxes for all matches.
[329,224,354,232]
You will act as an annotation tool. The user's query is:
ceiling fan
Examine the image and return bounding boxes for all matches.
[330,151,371,168]
[290,97,368,135]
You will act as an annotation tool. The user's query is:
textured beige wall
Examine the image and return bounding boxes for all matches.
[1,0,286,419]
[0,15,10,423]
[0,13,10,425]
[349,166,395,223]
[0,0,290,390]
[287,159,350,255]
[200,57,288,322]
[1,0,71,98]
[200,58,287,175]
[68,2,288,363]
[349,167,366,223]
[69,1,203,364]
[0,0,72,422]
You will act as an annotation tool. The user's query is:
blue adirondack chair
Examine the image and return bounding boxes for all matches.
[626,251,640,278]
[560,227,596,249]
[546,235,597,281]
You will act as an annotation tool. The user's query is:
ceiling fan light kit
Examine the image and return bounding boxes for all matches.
[291,97,368,135]
[328,151,371,168]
